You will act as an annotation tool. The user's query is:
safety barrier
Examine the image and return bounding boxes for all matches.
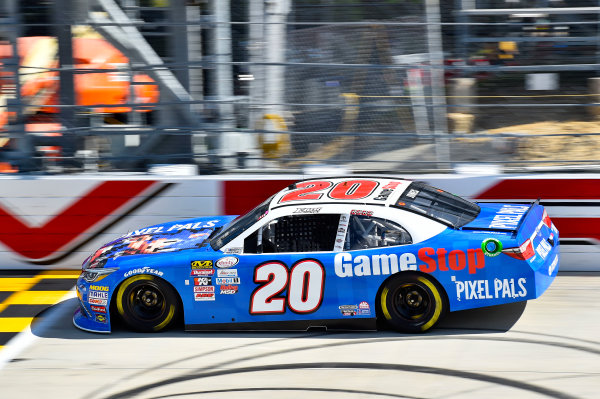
[0,174,597,271]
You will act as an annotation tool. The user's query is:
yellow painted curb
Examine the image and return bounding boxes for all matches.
[0,317,34,332]
[6,291,71,305]
[0,278,39,291]
[38,270,81,279]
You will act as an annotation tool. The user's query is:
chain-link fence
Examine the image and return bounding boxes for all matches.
[1,0,600,174]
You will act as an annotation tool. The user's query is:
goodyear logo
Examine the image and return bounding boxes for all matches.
[90,285,109,291]
[191,260,213,269]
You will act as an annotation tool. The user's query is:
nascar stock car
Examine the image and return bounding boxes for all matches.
[74,177,559,334]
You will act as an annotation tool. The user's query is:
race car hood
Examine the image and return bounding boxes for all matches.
[462,202,531,232]
[84,215,237,268]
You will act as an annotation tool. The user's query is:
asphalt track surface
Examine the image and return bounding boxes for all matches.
[0,272,598,399]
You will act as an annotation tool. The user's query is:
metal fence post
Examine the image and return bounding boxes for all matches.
[426,0,450,169]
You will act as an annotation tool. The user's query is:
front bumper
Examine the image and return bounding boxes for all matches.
[73,274,112,333]
[73,307,111,334]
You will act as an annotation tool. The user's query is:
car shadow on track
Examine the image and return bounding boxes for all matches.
[30,297,527,340]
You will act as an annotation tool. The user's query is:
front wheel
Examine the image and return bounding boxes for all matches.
[115,274,179,332]
[379,272,447,333]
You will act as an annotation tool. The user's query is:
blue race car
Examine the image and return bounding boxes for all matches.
[74,177,559,334]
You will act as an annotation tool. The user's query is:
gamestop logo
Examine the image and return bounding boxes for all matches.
[334,248,485,278]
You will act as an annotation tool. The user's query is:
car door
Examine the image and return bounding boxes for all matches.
[235,212,343,325]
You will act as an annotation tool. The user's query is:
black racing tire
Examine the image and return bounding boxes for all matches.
[379,272,447,333]
[115,274,179,332]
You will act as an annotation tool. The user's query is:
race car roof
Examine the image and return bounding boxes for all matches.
[269,177,412,209]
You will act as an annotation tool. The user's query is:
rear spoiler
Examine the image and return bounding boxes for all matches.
[462,199,540,233]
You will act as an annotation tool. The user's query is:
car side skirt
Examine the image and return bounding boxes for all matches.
[185,318,377,332]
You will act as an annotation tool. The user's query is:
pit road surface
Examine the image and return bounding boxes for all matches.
[0,273,598,399]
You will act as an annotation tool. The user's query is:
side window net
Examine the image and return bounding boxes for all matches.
[346,215,412,250]
[245,214,340,253]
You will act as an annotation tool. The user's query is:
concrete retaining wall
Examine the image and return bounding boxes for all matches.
[0,174,597,270]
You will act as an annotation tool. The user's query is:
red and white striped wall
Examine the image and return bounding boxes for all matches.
[0,174,597,271]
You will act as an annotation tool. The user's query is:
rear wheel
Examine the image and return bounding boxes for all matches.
[379,272,447,333]
[116,274,179,332]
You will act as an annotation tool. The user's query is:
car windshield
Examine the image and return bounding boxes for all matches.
[209,195,273,250]
[393,182,480,228]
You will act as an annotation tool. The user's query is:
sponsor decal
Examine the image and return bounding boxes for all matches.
[294,207,321,214]
[216,256,239,268]
[194,277,212,286]
[194,292,215,301]
[95,314,108,323]
[374,181,402,201]
[220,285,239,295]
[217,269,238,277]
[548,255,558,276]
[121,226,165,237]
[481,238,503,257]
[89,285,109,291]
[224,247,243,254]
[194,286,215,293]
[216,277,240,285]
[489,204,529,229]
[334,214,350,252]
[89,291,108,299]
[350,210,373,217]
[124,267,164,278]
[536,239,552,260]
[191,269,214,276]
[405,188,419,199]
[164,220,218,233]
[90,305,106,313]
[91,226,213,266]
[121,220,219,238]
[358,301,371,315]
[451,276,527,301]
[191,260,213,269]
[339,305,358,316]
[334,248,485,278]
[88,297,107,306]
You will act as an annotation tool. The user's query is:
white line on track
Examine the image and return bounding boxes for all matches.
[0,290,76,371]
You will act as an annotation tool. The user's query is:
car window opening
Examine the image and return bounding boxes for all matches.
[346,215,412,250]
[394,182,480,228]
[245,214,340,253]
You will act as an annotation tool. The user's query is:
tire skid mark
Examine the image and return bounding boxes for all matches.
[435,372,597,399]
[86,332,327,399]
[95,333,597,399]
[147,387,423,399]
[510,330,600,347]
[101,362,580,399]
